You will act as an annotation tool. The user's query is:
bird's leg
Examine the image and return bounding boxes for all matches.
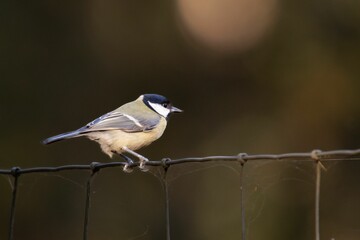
[120,153,136,173]
[119,153,134,165]
[121,146,149,171]
[113,150,134,173]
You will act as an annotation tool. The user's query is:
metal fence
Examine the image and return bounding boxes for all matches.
[1,149,360,240]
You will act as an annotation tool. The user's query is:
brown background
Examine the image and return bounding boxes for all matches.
[1,0,360,239]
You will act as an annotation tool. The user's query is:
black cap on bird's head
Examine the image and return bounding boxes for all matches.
[143,94,169,105]
[141,94,183,118]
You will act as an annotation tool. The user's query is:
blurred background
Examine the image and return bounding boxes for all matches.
[1,0,360,239]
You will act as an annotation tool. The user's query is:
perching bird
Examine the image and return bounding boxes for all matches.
[42,94,182,170]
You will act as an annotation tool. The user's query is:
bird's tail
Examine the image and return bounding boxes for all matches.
[42,129,84,145]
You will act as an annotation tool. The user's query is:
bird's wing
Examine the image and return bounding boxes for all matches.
[80,111,161,133]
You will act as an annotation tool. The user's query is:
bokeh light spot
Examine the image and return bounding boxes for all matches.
[177,0,279,52]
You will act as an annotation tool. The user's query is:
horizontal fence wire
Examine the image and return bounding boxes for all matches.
[1,148,360,240]
[1,149,360,176]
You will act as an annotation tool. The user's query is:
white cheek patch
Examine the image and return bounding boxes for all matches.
[148,102,170,118]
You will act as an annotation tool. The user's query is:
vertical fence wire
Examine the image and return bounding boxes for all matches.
[83,163,100,240]
[311,150,322,240]
[240,163,246,240]
[164,173,171,240]
[8,167,20,240]
[315,161,322,240]
[238,154,247,240]
[161,159,171,240]
[1,149,360,240]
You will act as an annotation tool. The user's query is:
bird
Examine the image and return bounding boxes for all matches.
[42,94,182,171]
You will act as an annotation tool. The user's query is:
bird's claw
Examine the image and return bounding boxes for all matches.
[123,164,134,173]
[139,157,149,172]
[119,147,150,172]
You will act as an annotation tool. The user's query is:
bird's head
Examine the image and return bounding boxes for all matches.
[140,94,183,119]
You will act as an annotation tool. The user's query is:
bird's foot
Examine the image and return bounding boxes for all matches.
[123,164,134,173]
[117,152,135,173]
[121,146,150,172]
[139,157,149,172]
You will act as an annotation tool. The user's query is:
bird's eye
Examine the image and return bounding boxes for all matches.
[162,103,168,108]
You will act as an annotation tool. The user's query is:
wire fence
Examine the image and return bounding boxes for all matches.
[1,148,360,240]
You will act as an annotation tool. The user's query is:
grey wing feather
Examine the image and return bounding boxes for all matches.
[80,111,160,133]
[42,129,83,144]
[42,109,161,145]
